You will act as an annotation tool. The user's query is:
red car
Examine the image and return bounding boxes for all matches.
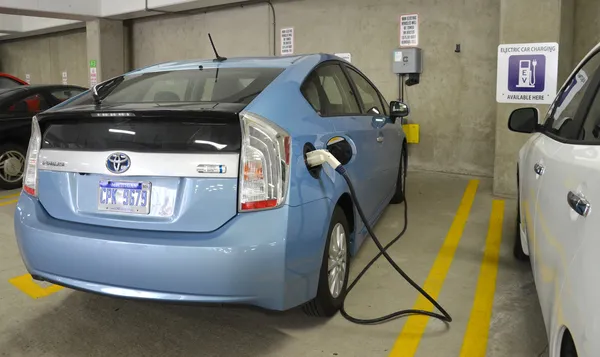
[0,73,28,89]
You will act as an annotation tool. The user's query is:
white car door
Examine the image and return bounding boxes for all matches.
[530,49,600,348]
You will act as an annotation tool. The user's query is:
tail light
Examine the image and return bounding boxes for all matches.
[23,116,41,197]
[239,112,291,211]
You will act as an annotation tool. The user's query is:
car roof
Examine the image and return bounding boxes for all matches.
[128,54,340,74]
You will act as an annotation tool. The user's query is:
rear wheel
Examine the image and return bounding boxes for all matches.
[390,147,407,204]
[303,206,350,317]
[0,143,26,190]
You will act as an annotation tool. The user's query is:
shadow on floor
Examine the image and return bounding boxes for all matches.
[1,292,327,357]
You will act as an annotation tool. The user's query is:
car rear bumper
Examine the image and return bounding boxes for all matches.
[14,194,331,311]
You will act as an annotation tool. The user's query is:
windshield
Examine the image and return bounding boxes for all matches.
[66,67,283,107]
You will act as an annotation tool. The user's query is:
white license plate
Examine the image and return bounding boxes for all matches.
[98,180,151,215]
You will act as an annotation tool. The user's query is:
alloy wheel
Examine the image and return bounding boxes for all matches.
[327,222,347,298]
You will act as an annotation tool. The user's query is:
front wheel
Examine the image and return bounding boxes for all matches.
[303,206,351,317]
[0,143,26,190]
[390,148,406,204]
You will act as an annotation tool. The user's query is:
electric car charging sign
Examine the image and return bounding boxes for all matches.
[496,42,559,104]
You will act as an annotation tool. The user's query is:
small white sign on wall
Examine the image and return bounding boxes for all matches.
[280,27,294,56]
[400,14,419,47]
[335,53,352,63]
[25,74,31,84]
[90,67,98,87]
[496,42,559,104]
[62,71,68,85]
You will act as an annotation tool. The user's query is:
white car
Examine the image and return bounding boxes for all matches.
[510,42,600,357]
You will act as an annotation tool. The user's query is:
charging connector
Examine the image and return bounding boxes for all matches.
[306,149,342,171]
[307,148,452,325]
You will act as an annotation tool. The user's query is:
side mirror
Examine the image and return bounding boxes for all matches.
[508,107,539,133]
[390,101,410,120]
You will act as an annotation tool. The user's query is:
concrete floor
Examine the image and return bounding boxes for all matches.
[0,171,548,357]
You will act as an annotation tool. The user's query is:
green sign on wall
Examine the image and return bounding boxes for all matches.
[89,60,97,68]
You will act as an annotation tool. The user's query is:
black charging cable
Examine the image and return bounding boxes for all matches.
[334,165,452,325]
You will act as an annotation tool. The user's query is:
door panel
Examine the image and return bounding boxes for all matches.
[344,66,399,208]
[529,46,600,339]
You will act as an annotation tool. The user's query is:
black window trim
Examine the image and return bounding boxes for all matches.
[541,47,600,145]
[341,63,388,117]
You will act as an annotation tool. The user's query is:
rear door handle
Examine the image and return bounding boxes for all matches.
[567,191,591,217]
[534,163,545,175]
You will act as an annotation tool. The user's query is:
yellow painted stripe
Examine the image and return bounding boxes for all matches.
[458,200,505,357]
[389,180,479,357]
[9,274,64,299]
[0,192,20,201]
[0,199,18,207]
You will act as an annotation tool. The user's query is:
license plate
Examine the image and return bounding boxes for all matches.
[98,180,151,215]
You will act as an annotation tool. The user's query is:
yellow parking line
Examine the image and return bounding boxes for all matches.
[389,180,479,357]
[9,274,64,299]
[0,192,20,201]
[0,199,18,207]
[458,200,505,357]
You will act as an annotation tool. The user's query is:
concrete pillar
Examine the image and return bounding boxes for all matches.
[493,0,574,196]
[86,19,124,87]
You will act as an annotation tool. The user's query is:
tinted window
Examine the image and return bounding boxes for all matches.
[301,64,359,116]
[3,93,50,113]
[544,52,600,140]
[0,77,22,89]
[67,68,283,106]
[42,119,241,153]
[347,68,385,114]
[580,80,600,141]
[50,88,86,102]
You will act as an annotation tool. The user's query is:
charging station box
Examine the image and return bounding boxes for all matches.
[392,48,423,74]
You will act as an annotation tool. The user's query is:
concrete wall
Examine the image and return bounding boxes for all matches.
[574,0,600,63]
[0,29,88,86]
[131,0,501,177]
[130,4,272,69]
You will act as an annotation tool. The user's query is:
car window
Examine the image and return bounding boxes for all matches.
[88,68,284,105]
[142,77,190,102]
[0,77,22,89]
[346,68,386,115]
[301,64,359,116]
[579,79,600,141]
[50,88,86,102]
[301,75,323,114]
[543,52,600,140]
[3,93,50,113]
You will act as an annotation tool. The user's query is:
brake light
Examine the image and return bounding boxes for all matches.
[23,116,41,197]
[239,112,291,212]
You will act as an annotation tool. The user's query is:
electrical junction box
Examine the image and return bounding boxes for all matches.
[392,48,423,74]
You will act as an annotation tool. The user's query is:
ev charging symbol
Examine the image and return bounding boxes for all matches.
[508,54,546,92]
[517,60,537,88]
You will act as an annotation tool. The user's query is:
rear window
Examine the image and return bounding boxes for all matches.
[42,119,241,153]
[66,68,283,106]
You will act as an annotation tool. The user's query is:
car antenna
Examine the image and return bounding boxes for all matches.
[208,33,227,62]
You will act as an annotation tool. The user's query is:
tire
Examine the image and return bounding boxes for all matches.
[303,206,351,317]
[0,143,26,190]
[514,183,529,261]
[390,147,407,204]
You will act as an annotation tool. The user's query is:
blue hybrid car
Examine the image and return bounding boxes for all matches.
[14,54,408,316]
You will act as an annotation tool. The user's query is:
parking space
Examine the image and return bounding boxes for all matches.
[0,172,547,357]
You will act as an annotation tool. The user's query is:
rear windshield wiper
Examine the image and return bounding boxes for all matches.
[92,76,125,106]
